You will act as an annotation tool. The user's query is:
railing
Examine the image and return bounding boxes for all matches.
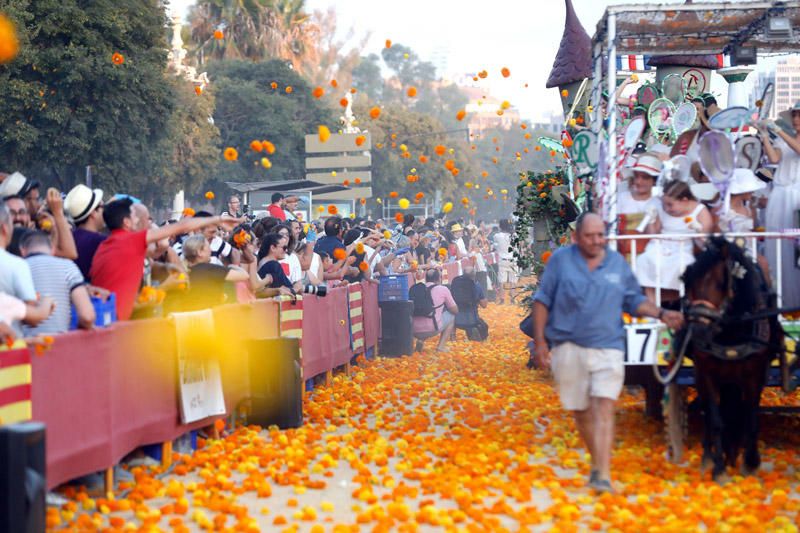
[609,230,800,308]
[4,282,379,489]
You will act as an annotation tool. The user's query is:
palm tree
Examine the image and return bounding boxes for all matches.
[188,0,319,69]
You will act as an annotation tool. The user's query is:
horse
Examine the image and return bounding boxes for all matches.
[679,236,784,480]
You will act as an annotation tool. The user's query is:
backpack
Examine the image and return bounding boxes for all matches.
[409,282,440,329]
[450,275,477,309]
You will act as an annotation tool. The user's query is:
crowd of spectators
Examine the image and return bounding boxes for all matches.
[0,171,518,352]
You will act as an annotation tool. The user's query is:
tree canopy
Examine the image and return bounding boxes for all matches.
[0,0,175,196]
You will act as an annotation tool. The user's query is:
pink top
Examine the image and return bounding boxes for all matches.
[0,293,26,325]
[412,283,456,334]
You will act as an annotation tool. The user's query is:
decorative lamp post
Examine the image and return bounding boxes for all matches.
[718,66,754,108]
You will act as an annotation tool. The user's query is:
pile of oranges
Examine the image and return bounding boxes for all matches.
[50,304,800,531]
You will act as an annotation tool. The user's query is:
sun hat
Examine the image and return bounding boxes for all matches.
[0,171,34,199]
[778,100,800,127]
[623,152,662,179]
[65,184,104,223]
[728,168,766,195]
[450,223,464,232]
[689,182,718,201]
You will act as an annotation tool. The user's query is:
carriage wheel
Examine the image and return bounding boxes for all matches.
[664,383,688,463]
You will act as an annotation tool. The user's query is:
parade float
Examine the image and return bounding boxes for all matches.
[530,0,800,461]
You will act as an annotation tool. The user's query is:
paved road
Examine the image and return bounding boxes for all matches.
[50,304,800,531]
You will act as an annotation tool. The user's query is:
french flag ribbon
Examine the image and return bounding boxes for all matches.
[716,55,732,68]
[616,55,654,71]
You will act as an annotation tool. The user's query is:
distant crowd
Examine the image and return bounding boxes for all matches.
[0,175,518,353]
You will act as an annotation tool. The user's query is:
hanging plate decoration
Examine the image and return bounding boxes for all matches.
[734,136,763,172]
[758,82,774,121]
[672,102,697,135]
[570,130,599,175]
[698,130,735,189]
[623,116,646,150]
[661,74,686,106]
[647,98,676,136]
[707,106,751,130]
[538,136,565,154]
[637,84,660,108]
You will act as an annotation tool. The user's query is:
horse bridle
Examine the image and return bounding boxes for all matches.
[683,257,771,361]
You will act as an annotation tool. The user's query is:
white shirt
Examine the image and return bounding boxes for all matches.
[455,237,468,257]
[280,253,303,283]
[492,232,512,261]
[209,236,232,266]
[773,136,800,187]
[618,190,659,215]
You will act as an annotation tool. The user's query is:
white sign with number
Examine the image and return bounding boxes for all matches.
[624,324,660,365]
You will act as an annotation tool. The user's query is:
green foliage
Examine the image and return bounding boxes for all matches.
[512,169,571,275]
[207,59,335,184]
[156,78,221,203]
[0,0,175,195]
[354,101,473,209]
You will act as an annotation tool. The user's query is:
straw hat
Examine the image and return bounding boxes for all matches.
[778,100,800,126]
[729,168,766,195]
[450,223,464,232]
[623,153,662,179]
[0,171,34,199]
[65,184,104,223]
[689,182,719,201]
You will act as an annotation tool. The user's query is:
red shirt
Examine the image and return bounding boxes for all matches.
[267,203,286,221]
[89,229,148,321]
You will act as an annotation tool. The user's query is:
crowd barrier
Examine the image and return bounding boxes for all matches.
[2,254,494,490]
[1,281,379,489]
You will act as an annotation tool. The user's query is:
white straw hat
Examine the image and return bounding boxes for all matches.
[623,153,662,179]
[65,184,104,223]
[729,168,766,195]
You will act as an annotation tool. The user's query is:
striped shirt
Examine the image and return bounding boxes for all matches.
[23,254,86,335]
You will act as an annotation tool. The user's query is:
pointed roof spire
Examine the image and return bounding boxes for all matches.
[646,0,718,69]
[546,0,593,88]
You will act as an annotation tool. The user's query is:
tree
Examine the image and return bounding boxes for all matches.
[354,101,473,205]
[207,59,335,185]
[156,76,221,203]
[0,0,175,196]
[352,54,383,100]
[189,0,320,70]
[300,7,369,88]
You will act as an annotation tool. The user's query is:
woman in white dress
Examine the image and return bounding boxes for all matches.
[617,152,661,255]
[635,180,714,304]
[758,102,800,308]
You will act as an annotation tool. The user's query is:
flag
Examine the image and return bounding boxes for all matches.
[0,345,32,425]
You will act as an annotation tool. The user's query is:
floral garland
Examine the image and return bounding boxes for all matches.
[511,169,572,279]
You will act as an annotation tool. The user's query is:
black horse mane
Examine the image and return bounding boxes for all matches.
[682,236,764,317]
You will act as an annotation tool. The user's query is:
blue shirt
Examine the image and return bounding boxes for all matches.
[313,235,344,257]
[533,245,646,351]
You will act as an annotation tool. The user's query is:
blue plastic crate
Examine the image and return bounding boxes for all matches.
[69,294,117,330]
[378,275,409,302]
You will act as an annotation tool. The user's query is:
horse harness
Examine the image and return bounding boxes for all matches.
[682,254,775,362]
[683,299,772,362]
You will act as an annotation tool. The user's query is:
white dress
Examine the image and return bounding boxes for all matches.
[765,135,800,307]
[635,203,705,290]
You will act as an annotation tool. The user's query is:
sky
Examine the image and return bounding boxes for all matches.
[168,0,779,121]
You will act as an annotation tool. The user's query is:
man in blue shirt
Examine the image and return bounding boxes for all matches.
[533,212,683,493]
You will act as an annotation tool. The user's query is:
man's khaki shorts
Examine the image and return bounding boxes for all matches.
[551,342,624,411]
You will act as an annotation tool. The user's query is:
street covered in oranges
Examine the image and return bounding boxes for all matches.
[49,303,800,532]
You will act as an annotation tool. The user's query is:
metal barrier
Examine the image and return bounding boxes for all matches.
[610,230,800,308]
